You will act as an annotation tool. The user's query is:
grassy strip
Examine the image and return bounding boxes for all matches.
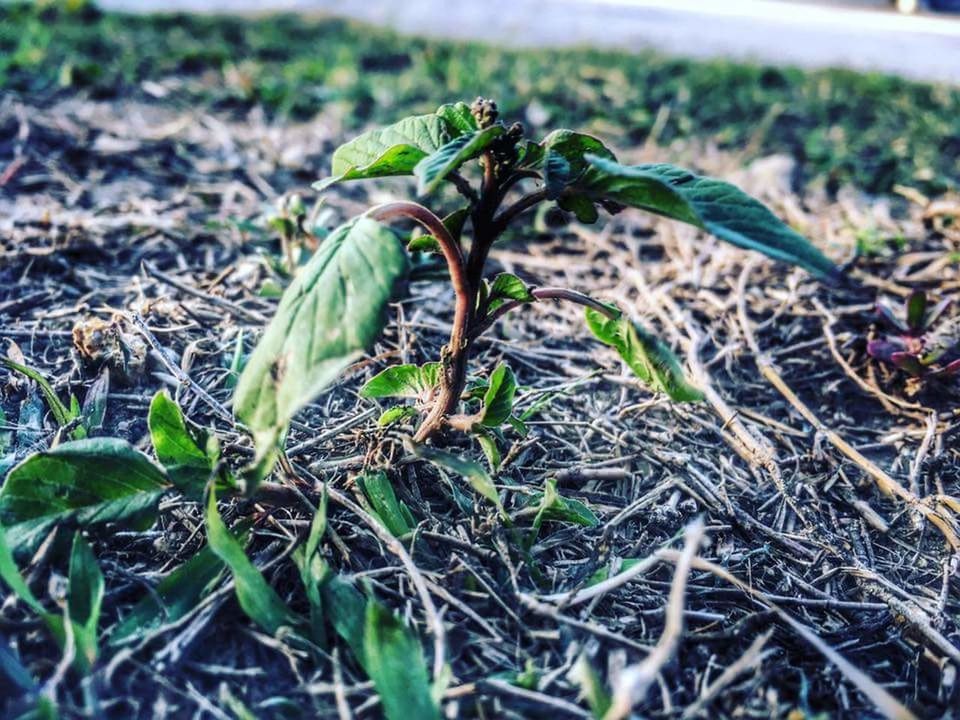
[1,1,958,195]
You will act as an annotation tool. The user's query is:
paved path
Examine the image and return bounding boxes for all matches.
[99,0,960,84]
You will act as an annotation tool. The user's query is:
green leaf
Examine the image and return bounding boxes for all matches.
[0,525,45,616]
[1,359,75,429]
[64,532,104,670]
[435,102,478,135]
[540,129,614,180]
[486,273,534,315]
[377,406,419,427]
[474,427,502,473]
[293,490,328,646]
[531,479,599,535]
[557,193,598,223]
[234,217,409,484]
[585,307,703,402]
[109,544,229,646]
[315,114,451,191]
[906,290,927,332]
[0,439,168,556]
[148,391,214,498]
[363,601,440,720]
[480,364,517,427]
[414,125,504,195]
[411,445,504,516]
[78,369,109,435]
[568,654,612,719]
[360,363,440,400]
[204,488,294,635]
[542,150,571,200]
[322,575,367,664]
[579,155,838,279]
[357,471,414,538]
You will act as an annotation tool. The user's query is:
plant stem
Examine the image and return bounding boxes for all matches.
[470,286,619,340]
[368,202,476,442]
[490,189,548,237]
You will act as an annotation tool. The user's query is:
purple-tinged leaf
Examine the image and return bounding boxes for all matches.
[866,340,898,362]
[890,352,925,377]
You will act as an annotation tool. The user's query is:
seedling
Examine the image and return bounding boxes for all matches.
[235,98,836,483]
[868,290,959,381]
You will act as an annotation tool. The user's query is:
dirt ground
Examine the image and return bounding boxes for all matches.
[1,88,960,719]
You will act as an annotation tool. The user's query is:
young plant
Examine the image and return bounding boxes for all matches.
[234,98,837,484]
[868,290,959,381]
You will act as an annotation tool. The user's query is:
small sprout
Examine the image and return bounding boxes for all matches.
[867,290,959,382]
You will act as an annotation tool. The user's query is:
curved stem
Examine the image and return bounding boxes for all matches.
[470,286,618,340]
[367,202,470,350]
[491,189,548,237]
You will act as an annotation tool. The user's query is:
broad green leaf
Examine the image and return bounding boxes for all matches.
[0,439,168,556]
[1,359,75,428]
[315,114,450,191]
[204,488,294,635]
[435,102,478,135]
[364,601,440,720]
[412,445,504,516]
[585,307,703,402]
[579,155,838,279]
[234,217,409,483]
[357,471,414,538]
[480,364,517,427]
[377,406,419,427]
[414,125,504,195]
[361,363,440,400]
[148,391,214,497]
[486,273,534,315]
[109,544,229,646]
[65,533,104,670]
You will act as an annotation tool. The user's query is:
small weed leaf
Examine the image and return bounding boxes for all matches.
[579,155,838,279]
[234,217,409,486]
[64,532,104,671]
[377,406,419,427]
[0,439,169,557]
[357,471,415,537]
[363,601,440,720]
[435,101,479,135]
[486,273,534,314]
[204,488,296,636]
[293,490,328,646]
[78,368,109,435]
[531,479,599,533]
[568,654,613,719]
[585,307,704,402]
[148,390,215,498]
[1,358,77,431]
[411,444,505,517]
[414,125,504,195]
[480,364,518,427]
[316,113,451,191]
[109,544,229,646]
[361,363,440,400]
[474,426,502,472]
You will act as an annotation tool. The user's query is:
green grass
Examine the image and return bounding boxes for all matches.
[2,0,959,195]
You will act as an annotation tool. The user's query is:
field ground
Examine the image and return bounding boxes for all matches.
[1,3,960,719]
